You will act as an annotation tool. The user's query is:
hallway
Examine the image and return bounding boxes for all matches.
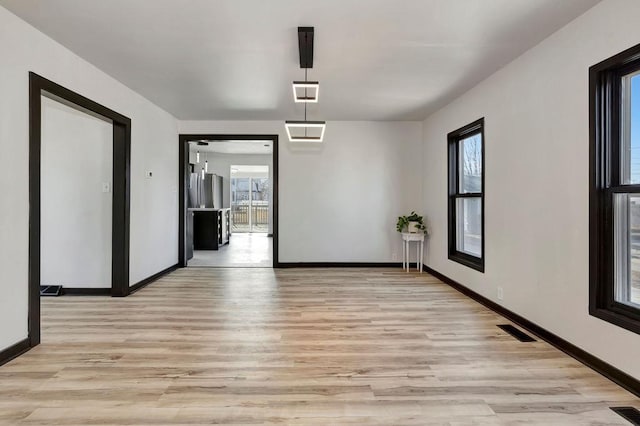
[1,268,637,424]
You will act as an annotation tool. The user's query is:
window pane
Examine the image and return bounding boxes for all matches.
[231,178,250,233]
[621,71,640,184]
[459,133,482,193]
[614,193,640,307]
[456,197,482,257]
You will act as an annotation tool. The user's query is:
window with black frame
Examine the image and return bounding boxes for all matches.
[590,44,640,335]
[448,118,485,272]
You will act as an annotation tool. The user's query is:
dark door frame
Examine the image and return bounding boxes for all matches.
[178,134,279,267]
[28,72,131,347]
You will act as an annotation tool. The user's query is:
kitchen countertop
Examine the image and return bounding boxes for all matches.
[188,207,230,211]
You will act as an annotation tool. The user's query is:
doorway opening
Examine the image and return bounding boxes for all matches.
[230,165,270,234]
[28,73,131,348]
[40,95,113,294]
[179,135,278,268]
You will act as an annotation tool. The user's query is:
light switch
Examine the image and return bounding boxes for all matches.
[102,182,110,193]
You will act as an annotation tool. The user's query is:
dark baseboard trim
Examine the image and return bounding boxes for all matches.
[62,288,111,296]
[278,262,403,268]
[129,263,179,294]
[423,265,640,398]
[0,338,30,367]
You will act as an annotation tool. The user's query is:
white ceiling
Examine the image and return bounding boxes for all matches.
[1,0,600,120]
[189,140,272,155]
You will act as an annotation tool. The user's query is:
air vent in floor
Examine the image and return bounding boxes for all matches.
[611,407,640,425]
[40,285,62,297]
[497,324,536,342]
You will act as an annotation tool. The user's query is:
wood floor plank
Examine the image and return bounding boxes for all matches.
[0,268,637,424]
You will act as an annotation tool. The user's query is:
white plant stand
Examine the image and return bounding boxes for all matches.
[402,232,424,273]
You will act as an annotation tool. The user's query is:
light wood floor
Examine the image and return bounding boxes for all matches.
[1,268,638,425]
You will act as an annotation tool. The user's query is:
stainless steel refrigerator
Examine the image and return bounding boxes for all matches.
[188,173,223,209]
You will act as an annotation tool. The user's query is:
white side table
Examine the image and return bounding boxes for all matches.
[402,232,425,273]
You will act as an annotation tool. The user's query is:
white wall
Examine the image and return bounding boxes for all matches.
[421,0,640,379]
[41,96,113,288]
[0,7,178,352]
[179,121,423,262]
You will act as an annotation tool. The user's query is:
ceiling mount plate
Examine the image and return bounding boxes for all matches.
[298,27,314,69]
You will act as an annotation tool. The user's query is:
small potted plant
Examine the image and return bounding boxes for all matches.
[397,211,427,234]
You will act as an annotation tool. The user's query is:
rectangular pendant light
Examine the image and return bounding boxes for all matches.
[292,81,319,103]
[285,120,326,142]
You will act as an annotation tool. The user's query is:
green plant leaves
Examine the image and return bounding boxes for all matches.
[396,211,427,233]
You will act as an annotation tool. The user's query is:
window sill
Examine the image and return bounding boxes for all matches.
[590,307,640,336]
[448,252,484,273]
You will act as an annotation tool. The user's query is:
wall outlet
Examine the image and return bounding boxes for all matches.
[497,287,504,301]
[392,252,398,261]
[146,170,153,178]
[101,182,110,193]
